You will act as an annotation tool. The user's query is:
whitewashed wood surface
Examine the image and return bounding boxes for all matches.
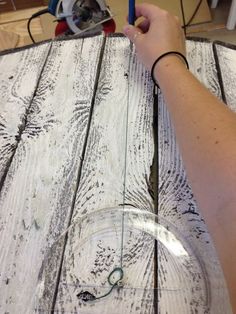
[54,36,156,314]
[0,37,235,314]
[0,43,51,185]
[214,42,236,111]
[0,36,104,314]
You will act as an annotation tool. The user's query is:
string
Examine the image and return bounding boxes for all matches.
[120,41,133,268]
[77,39,133,302]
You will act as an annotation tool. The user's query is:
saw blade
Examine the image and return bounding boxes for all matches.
[57,0,112,34]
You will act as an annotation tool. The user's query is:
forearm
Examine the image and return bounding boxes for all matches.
[155,56,236,311]
[123,2,236,309]
[155,56,236,211]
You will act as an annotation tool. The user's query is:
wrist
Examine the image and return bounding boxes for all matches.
[151,53,189,88]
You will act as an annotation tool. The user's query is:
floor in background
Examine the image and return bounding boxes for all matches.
[107,0,211,33]
[187,0,236,44]
[0,0,236,51]
[0,6,55,49]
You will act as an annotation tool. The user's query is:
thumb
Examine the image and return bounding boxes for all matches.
[123,25,143,44]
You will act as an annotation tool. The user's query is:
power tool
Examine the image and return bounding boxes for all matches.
[28,0,115,42]
[48,0,113,35]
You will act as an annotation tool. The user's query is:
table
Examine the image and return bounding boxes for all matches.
[0,35,235,313]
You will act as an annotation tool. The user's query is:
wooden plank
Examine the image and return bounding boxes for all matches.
[0,42,50,186]
[54,36,156,313]
[214,42,236,111]
[157,39,232,313]
[186,39,223,98]
[1,36,234,314]
[53,37,233,314]
[0,36,104,313]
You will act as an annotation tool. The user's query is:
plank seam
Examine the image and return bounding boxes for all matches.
[153,86,159,314]
[212,42,227,105]
[0,42,53,193]
[50,35,107,313]
[213,40,236,51]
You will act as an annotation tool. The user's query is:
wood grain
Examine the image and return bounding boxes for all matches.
[0,36,235,314]
[214,42,236,111]
[54,36,156,314]
[186,39,223,98]
[0,36,104,314]
[0,43,50,186]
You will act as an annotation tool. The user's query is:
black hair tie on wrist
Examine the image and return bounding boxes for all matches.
[151,51,189,89]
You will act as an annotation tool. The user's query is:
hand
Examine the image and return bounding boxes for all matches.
[123,3,186,71]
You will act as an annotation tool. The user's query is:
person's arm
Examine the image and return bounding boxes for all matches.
[124,4,236,312]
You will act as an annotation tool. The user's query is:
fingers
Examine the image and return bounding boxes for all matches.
[135,3,163,21]
[125,15,150,33]
[174,15,180,24]
[137,19,150,33]
[123,25,143,44]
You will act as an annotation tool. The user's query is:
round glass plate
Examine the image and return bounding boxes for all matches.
[57,207,210,313]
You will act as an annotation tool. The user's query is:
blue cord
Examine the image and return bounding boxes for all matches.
[128,0,135,25]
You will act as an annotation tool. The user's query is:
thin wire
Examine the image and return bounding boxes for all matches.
[75,37,131,303]
[120,42,133,268]
[27,9,49,44]
[27,16,36,43]
[80,39,134,301]
[77,267,124,302]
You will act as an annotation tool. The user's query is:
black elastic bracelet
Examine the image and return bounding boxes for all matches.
[151,51,189,89]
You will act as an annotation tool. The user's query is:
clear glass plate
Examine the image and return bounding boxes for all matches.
[56,206,210,313]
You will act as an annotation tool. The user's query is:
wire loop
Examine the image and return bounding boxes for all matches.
[77,267,124,302]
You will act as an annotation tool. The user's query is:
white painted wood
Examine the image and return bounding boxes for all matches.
[215,43,236,109]
[0,36,104,314]
[186,40,222,98]
[0,37,235,314]
[54,36,156,314]
[0,43,51,184]
[157,40,232,313]
[53,38,233,314]
[227,0,236,30]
